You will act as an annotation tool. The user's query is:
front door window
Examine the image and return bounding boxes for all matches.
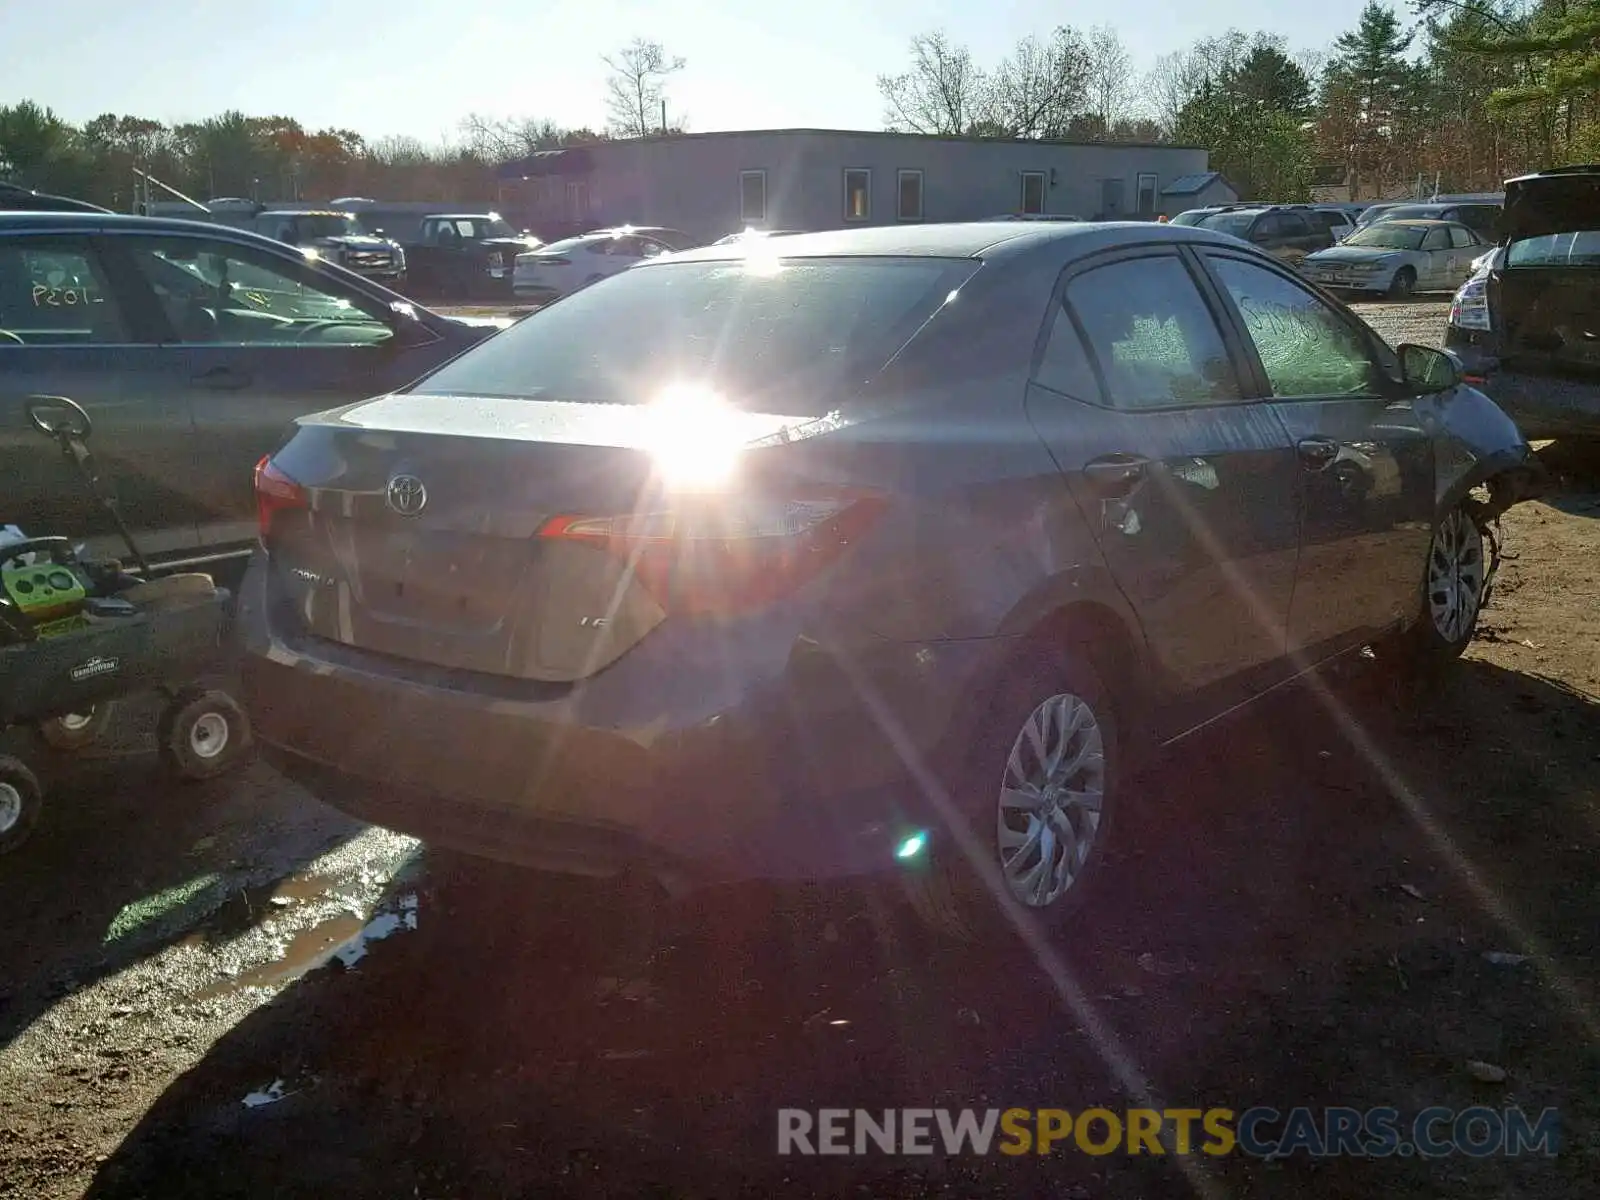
[120,237,393,345]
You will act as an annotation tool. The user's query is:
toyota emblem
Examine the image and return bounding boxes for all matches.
[385,473,428,516]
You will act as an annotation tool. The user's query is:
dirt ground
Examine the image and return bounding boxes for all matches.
[2,301,1598,1199]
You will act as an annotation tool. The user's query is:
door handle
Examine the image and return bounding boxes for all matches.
[1297,436,1340,471]
[1083,453,1149,497]
[191,366,252,391]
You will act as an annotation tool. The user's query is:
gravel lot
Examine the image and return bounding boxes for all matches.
[5,297,1599,1199]
[1348,299,1454,350]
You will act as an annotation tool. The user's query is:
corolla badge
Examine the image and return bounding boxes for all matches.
[385,473,428,516]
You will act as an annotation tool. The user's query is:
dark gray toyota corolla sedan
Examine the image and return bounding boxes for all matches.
[240,221,1544,939]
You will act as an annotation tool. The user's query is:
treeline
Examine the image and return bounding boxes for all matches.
[880,0,1600,200]
[0,36,685,209]
[2,3,1598,208]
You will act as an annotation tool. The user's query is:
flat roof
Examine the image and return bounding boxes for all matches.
[500,127,1204,166]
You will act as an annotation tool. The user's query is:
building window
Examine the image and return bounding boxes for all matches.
[896,169,924,221]
[740,170,767,224]
[566,180,590,222]
[844,169,871,221]
[1137,173,1159,217]
[1021,171,1047,215]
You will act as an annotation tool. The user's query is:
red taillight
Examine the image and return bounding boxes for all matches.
[538,490,884,615]
[254,455,307,542]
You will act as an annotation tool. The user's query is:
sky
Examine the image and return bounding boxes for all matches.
[0,0,1396,141]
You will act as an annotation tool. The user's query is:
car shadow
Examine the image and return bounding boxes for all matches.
[81,656,1600,1199]
[1534,441,1600,517]
[0,682,360,1050]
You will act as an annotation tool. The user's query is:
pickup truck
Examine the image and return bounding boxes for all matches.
[403,213,542,299]
[254,209,407,285]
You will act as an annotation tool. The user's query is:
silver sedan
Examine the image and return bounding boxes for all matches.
[1301,220,1489,299]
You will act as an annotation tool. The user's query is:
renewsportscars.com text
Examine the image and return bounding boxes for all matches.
[776,1106,1560,1159]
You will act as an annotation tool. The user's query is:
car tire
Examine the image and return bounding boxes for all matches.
[1389,502,1487,677]
[903,643,1121,944]
[1387,267,1416,301]
[157,687,253,781]
[0,755,43,856]
[37,702,115,753]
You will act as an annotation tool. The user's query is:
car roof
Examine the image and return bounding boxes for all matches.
[0,211,269,236]
[660,220,1256,264]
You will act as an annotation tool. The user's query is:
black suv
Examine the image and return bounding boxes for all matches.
[1445,166,1600,443]
[0,212,504,572]
[1185,206,1335,268]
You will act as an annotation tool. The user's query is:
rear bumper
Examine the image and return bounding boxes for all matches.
[1443,334,1600,440]
[237,553,1006,887]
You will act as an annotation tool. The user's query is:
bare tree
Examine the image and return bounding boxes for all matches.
[878,31,988,135]
[458,114,568,160]
[603,39,685,139]
[1084,26,1136,131]
[986,27,1091,138]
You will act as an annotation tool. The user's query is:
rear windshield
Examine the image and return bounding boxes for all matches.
[1506,232,1600,267]
[412,256,975,411]
[1373,205,1444,223]
[536,235,605,256]
[1195,212,1259,237]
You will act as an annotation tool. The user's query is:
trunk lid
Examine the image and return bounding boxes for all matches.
[1495,171,1600,372]
[266,393,810,683]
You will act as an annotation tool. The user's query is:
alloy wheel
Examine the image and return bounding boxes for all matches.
[995,692,1107,909]
[1428,507,1485,644]
[0,783,21,835]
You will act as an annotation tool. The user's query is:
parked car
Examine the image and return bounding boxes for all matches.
[0,182,110,214]
[402,213,542,299]
[1354,202,1411,228]
[1446,165,1600,443]
[1172,205,1355,241]
[254,208,408,285]
[583,225,698,251]
[241,220,1543,939]
[1302,219,1489,298]
[1365,201,1502,241]
[0,212,506,571]
[1188,206,1335,268]
[512,228,684,302]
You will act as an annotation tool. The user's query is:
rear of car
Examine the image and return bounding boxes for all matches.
[511,234,610,301]
[1447,168,1600,440]
[240,248,995,884]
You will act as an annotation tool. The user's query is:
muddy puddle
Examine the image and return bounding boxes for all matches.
[198,894,418,1000]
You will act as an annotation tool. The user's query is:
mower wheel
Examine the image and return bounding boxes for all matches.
[0,755,43,855]
[158,688,253,781]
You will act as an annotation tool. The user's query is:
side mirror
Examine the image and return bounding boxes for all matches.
[374,227,387,237]
[1399,343,1463,394]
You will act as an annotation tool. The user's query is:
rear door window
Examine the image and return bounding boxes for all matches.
[1449,226,1478,249]
[1062,254,1241,410]
[0,236,127,345]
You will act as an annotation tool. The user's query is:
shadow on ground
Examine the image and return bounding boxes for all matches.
[0,682,360,1050]
[80,657,1600,1199]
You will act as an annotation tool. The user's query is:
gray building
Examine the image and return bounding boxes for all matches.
[495,129,1210,243]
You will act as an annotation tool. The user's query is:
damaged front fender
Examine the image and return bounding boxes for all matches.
[1417,383,1551,522]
